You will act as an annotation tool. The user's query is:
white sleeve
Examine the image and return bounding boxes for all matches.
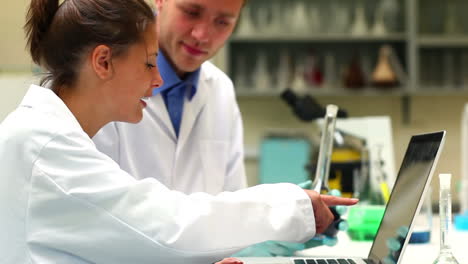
[28,130,316,264]
[92,121,120,163]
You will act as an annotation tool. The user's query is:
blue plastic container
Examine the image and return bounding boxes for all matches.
[454,211,468,231]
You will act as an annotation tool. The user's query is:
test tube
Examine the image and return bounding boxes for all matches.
[433,173,460,264]
[312,104,338,193]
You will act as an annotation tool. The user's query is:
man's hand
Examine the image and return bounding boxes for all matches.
[303,189,358,234]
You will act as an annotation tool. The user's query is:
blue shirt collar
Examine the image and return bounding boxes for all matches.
[153,51,200,100]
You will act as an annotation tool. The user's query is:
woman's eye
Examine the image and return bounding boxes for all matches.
[146,63,156,69]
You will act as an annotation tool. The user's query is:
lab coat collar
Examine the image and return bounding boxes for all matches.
[20,84,84,134]
[147,62,210,144]
[176,65,209,151]
[144,94,175,140]
[153,51,200,100]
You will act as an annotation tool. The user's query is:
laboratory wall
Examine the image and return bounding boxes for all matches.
[0,0,30,71]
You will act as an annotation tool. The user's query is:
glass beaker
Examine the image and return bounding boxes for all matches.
[409,187,432,243]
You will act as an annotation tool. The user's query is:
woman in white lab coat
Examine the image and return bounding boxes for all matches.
[0,0,357,263]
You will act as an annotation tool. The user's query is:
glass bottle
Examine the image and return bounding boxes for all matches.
[433,173,460,264]
[275,49,292,91]
[252,52,271,92]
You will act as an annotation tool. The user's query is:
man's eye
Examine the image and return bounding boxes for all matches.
[184,9,199,17]
[216,20,229,26]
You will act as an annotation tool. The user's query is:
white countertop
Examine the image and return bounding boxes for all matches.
[240,215,468,264]
[297,217,467,263]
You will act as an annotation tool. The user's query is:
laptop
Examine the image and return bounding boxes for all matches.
[241,131,446,264]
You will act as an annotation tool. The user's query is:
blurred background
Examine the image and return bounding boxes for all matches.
[2,0,468,210]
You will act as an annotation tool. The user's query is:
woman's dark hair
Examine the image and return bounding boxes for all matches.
[24,0,155,89]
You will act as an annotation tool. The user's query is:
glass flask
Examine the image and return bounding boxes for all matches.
[433,173,460,264]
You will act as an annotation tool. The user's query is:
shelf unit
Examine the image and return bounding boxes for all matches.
[418,36,468,47]
[230,34,407,43]
[208,0,468,122]
[214,0,468,95]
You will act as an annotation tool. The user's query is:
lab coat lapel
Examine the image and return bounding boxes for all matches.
[148,94,177,141]
[177,78,208,151]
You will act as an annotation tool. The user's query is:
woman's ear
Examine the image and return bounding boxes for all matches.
[92,45,113,80]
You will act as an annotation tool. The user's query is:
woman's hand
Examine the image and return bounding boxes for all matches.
[215,257,244,264]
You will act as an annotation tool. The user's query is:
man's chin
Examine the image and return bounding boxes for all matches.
[179,61,203,73]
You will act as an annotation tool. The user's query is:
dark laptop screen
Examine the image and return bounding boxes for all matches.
[368,131,445,263]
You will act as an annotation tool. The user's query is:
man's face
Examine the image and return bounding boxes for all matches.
[155,0,243,76]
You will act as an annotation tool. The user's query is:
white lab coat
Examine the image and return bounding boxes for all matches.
[0,84,315,264]
[93,61,246,194]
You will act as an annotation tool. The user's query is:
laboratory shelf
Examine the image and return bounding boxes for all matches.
[235,87,407,98]
[407,88,468,96]
[418,36,468,47]
[231,34,407,43]
[217,0,468,124]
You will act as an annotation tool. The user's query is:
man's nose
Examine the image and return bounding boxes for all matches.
[191,22,213,43]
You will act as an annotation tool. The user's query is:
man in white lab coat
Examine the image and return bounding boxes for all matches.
[93,0,247,194]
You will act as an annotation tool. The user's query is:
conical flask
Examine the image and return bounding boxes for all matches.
[235,5,254,36]
[350,0,368,35]
[291,58,308,95]
[372,45,398,88]
[344,53,366,90]
[372,6,387,36]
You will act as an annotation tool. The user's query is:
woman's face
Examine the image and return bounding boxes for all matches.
[109,22,163,123]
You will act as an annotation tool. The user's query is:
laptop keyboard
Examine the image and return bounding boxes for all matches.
[293,259,358,264]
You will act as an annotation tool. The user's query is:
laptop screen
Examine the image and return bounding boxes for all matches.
[368,131,445,264]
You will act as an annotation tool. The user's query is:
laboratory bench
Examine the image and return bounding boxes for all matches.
[239,215,468,264]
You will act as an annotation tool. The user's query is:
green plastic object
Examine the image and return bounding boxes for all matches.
[347,205,385,241]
